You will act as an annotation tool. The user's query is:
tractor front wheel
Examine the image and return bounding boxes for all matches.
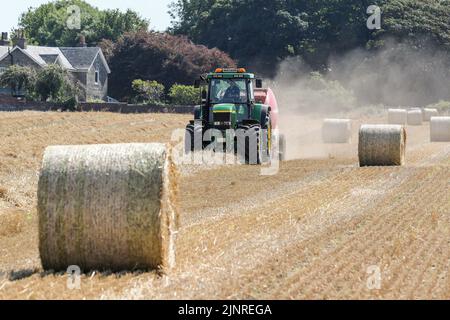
[236,124,263,165]
[185,123,204,154]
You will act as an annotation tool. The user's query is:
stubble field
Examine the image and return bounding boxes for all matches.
[0,111,448,299]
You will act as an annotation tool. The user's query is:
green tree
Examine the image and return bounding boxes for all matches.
[0,65,35,96]
[373,0,450,50]
[170,0,311,74]
[169,84,200,105]
[131,79,165,105]
[170,0,450,75]
[34,64,74,101]
[18,0,149,46]
[93,9,149,44]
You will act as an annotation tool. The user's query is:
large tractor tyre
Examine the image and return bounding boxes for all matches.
[185,124,204,154]
[260,114,272,164]
[236,124,263,165]
[278,134,286,161]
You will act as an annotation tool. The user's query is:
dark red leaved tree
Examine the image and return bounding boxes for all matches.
[107,31,236,101]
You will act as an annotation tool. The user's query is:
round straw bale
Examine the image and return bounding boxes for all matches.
[322,119,352,143]
[407,109,423,126]
[388,109,407,125]
[430,117,450,142]
[37,143,178,272]
[359,125,406,166]
[423,108,439,122]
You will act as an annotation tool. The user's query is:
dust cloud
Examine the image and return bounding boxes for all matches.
[270,39,450,160]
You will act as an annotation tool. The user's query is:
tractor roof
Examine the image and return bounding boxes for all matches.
[207,68,255,79]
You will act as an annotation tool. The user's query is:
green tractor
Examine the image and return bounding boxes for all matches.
[185,68,284,164]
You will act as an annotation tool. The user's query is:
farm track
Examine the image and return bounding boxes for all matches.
[0,111,449,299]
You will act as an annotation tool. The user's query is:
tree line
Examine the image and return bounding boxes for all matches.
[169,0,450,105]
[170,0,450,74]
[4,0,450,104]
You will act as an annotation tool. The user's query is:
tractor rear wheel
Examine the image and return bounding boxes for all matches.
[261,114,272,163]
[236,124,263,165]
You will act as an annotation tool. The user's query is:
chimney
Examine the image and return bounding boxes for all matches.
[77,34,87,47]
[17,30,27,49]
[0,32,9,46]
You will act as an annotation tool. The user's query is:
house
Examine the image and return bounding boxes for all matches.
[0,32,111,102]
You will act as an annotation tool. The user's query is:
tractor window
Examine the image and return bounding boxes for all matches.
[210,79,248,104]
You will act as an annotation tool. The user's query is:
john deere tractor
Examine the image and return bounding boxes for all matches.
[185,68,284,164]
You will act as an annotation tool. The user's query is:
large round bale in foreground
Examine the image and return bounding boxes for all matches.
[388,109,407,125]
[37,143,178,272]
[430,117,450,142]
[359,125,406,166]
[322,119,352,143]
[407,109,423,126]
[423,108,439,122]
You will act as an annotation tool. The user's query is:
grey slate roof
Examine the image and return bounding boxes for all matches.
[0,46,9,59]
[39,54,59,64]
[15,45,74,70]
[0,45,110,73]
[59,47,100,70]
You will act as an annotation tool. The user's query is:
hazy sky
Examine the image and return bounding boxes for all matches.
[0,0,173,33]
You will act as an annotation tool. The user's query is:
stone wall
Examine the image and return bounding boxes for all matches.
[0,96,194,114]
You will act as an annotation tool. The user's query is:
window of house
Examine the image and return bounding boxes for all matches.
[95,70,100,84]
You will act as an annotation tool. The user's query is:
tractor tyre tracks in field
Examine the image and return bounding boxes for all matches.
[130,142,450,299]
